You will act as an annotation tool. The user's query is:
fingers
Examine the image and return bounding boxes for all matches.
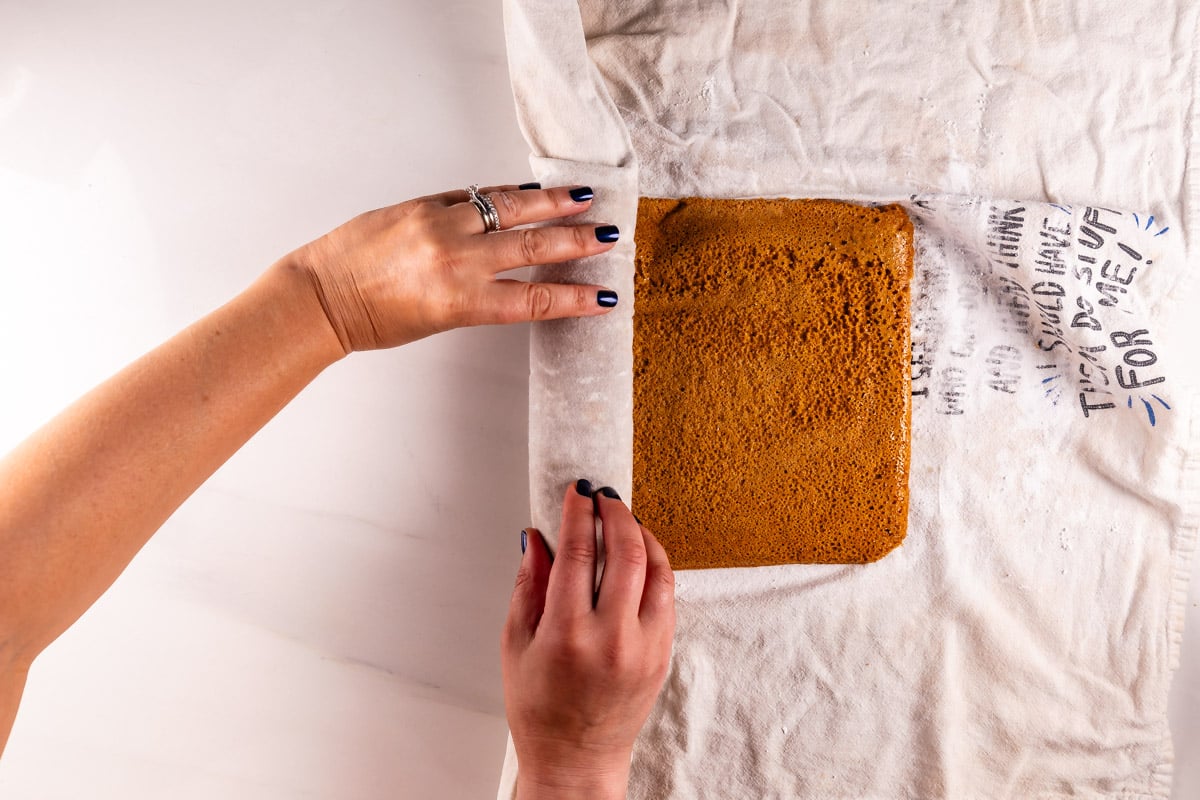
[448,184,599,234]
[638,526,675,627]
[490,185,598,230]
[544,480,601,621]
[436,183,524,207]
[461,223,620,277]
[445,184,621,278]
[594,488,649,619]
[439,182,623,277]
[482,279,618,324]
[502,528,553,651]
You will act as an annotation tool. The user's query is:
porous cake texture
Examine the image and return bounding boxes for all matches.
[632,197,914,569]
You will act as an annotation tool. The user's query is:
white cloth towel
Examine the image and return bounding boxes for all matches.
[500,2,1200,797]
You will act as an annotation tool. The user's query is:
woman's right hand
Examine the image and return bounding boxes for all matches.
[502,480,676,800]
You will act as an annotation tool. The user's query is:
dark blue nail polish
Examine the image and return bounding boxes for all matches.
[575,478,594,497]
[599,486,621,500]
[595,225,620,243]
[519,182,541,190]
[569,186,594,202]
[597,290,618,308]
[520,529,527,554]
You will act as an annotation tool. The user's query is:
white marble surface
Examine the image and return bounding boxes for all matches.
[0,1,526,797]
[0,2,1196,798]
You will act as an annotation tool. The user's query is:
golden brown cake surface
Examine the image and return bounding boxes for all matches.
[633,197,914,569]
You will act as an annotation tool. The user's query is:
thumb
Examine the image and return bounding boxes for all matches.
[488,279,619,324]
[503,528,553,652]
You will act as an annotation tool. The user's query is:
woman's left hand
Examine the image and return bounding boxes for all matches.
[279,183,621,354]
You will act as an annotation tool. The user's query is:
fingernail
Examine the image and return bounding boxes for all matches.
[569,186,594,202]
[519,182,541,190]
[520,529,528,554]
[597,290,618,308]
[633,513,643,524]
[575,478,594,497]
[599,486,621,500]
[595,225,620,243]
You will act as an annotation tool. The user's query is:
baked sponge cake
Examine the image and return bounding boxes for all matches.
[632,197,914,569]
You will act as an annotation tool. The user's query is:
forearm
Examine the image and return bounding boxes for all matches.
[0,258,343,663]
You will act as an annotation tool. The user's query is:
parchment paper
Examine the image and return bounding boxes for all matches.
[507,0,640,541]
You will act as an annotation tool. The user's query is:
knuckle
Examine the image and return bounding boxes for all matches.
[600,639,624,670]
[611,541,649,571]
[511,563,537,593]
[571,224,591,252]
[517,227,550,263]
[655,564,676,590]
[644,570,676,614]
[522,283,556,320]
[549,624,590,665]
[556,537,595,569]
[415,230,451,267]
[650,567,676,597]
[614,542,652,566]
[599,630,637,672]
[495,190,521,223]
[572,283,591,310]
[408,200,442,230]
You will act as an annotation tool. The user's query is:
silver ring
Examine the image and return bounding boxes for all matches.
[467,184,501,233]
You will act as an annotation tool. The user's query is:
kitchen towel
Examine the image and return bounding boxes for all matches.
[501,1,1199,796]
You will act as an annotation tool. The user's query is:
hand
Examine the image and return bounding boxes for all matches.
[502,480,676,800]
[277,184,621,354]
